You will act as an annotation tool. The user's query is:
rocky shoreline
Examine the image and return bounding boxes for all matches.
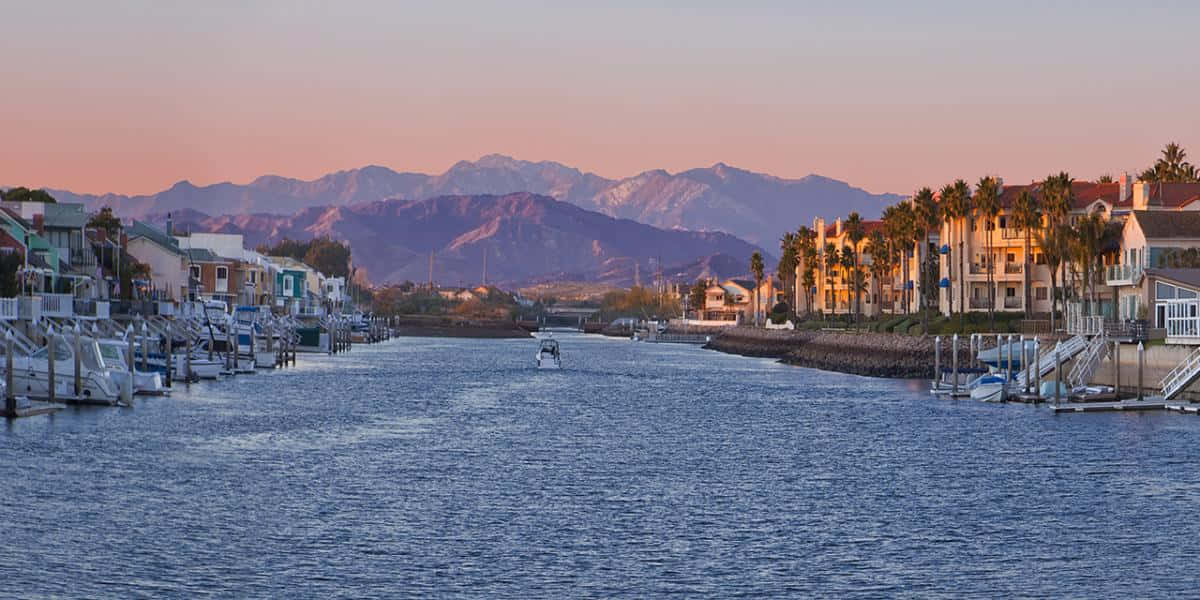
[705,327,971,379]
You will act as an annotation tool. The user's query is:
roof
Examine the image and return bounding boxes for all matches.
[824,220,884,238]
[128,220,183,255]
[1147,268,1200,289]
[1139,182,1200,208]
[728,279,756,291]
[184,248,222,262]
[1130,211,1200,239]
[42,203,90,229]
[993,181,1123,211]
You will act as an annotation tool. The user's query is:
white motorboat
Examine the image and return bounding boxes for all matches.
[96,339,166,395]
[536,338,562,369]
[968,374,1009,402]
[10,336,121,404]
[173,353,223,380]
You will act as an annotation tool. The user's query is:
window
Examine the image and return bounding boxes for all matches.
[1006,287,1016,297]
[998,216,1007,229]
[190,265,201,280]
[1006,253,1016,263]
[215,266,228,280]
[283,275,294,296]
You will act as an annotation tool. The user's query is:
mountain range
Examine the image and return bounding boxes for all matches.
[162,193,765,287]
[49,154,903,247]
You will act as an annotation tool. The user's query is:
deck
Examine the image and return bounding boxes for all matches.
[1049,398,1167,413]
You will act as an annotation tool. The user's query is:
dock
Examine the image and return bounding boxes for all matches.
[1166,402,1200,414]
[1050,398,1166,413]
[2,398,62,419]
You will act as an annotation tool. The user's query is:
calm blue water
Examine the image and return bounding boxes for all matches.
[4,333,1200,598]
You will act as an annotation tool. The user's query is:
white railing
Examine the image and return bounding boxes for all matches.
[1161,345,1200,400]
[40,293,74,318]
[1068,332,1108,388]
[0,298,17,320]
[1161,299,1200,339]
[1106,263,1144,285]
[96,301,110,320]
[19,296,40,322]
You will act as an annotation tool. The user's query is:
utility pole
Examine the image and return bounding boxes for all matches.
[428,252,434,291]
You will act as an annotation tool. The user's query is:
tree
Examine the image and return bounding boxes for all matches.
[844,212,865,321]
[823,242,840,313]
[1040,172,1074,330]
[1139,142,1199,183]
[777,232,798,314]
[1010,189,1042,317]
[1,187,56,203]
[1097,174,1114,184]
[750,251,765,326]
[688,280,708,316]
[974,176,1000,327]
[883,202,915,314]
[950,179,972,316]
[88,206,122,238]
[912,187,939,332]
[866,229,891,315]
[794,226,817,315]
[261,237,352,279]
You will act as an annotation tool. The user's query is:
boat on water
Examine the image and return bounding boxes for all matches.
[536,337,562,369]
[96,339,166,395]
[10,335,121,404]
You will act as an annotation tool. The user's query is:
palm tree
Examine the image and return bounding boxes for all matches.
[1041,172,1074,329]
[866,229,891,314]
[1010,189,1042,317]
[912,187,939,331]
[950,179,973,316]
[750,251,764,326]
[1036,223,1072,332]
[844,212,865,320]
[974,176,1000,327]
[777,232,797,314]
[795,226,817,315]
[938,183,957,316]
[886,202,916,314]
[1140,142,1199,183]
[823,242,839,315]
[839,246,857,317]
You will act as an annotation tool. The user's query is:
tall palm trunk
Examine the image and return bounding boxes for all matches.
[853,247,861,321]
[958,220,966,321]
[1023,229,1032,317]
[987,226,994,328]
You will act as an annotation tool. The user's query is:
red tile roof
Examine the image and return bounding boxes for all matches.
[992,181,1122,211]
[1141,182,1200,208]
[824,220,883,237]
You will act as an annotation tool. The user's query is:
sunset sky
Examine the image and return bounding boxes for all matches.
[3,1,1197,196]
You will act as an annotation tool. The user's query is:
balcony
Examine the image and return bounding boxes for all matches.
[69,246,98,268]
[40,293,75,318]
[0,298,17,320]
[1004,263,1023,275]
[1106,263,1144,286]
[969,297,990,309]
[1003,296,1021,309]
[969,264,987,275]
[73,299,110,320]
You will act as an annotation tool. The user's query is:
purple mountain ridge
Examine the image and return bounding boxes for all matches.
[49,154,903,247]
[160,193,768,287]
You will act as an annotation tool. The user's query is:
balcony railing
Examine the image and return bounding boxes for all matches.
[1004,263,1022,274]
[41,293,74,318]
[0,298,17,320]
[69,247,98,267]
[1003,296,1021,309]
[1162,299,1200,339]
[73,299,110,320]
[1106,263,1144,285]
[969,264,987,275]
[969,297,990,309]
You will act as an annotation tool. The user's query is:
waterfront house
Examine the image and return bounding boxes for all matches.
[797,217,895,318]
[1107,210,1200,329]
[700,277,779,323]
[126,220,188,301]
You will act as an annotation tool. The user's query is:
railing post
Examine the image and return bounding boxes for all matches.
[933,336,941,390]
[73,323,82,398]
[1054,349,1062,406]
[952,334,959,396]
[1112,340,1119,398]
[1137,342,1145,401]
[123,325,134,404]
[46,328,56,404]
[5,330,14,415]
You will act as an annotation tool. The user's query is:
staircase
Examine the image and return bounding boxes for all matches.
[1067,333,1109,389]
[1160,345,1200,401]
[1012,335,1088,386]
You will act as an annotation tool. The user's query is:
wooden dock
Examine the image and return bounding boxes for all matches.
[1166,402,1200,414]
[1050,398,1166,413]
[2,398,62,419]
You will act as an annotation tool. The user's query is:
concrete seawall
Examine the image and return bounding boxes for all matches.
[705,327,971,379]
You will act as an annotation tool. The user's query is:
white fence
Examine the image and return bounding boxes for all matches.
[0,298,17,320]
[1162,299,1200,339]
[40,293,74,318]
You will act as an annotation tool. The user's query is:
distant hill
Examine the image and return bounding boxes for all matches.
[165,193,768,287]
[52,154,902,247]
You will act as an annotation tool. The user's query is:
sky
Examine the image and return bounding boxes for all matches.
[2,1,1198,196]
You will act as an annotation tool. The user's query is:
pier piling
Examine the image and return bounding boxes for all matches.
[952,334,959,396]
[1137,342,1145,401]
[5,331,14,415]
[1054,349,1062,406]
[73,323,82,398]
[47,329,56,404]
[933,336,941,389]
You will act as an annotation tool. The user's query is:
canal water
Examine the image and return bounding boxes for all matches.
[4,333,1200,597]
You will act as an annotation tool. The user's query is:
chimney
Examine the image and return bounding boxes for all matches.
[166,212,173,236]
[995,176,1004,195]
[1119,173,1131,202]
[1132,181,1151,210]
[815,217,826,248]
[834,217,843,238]
[32,213,44,235]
